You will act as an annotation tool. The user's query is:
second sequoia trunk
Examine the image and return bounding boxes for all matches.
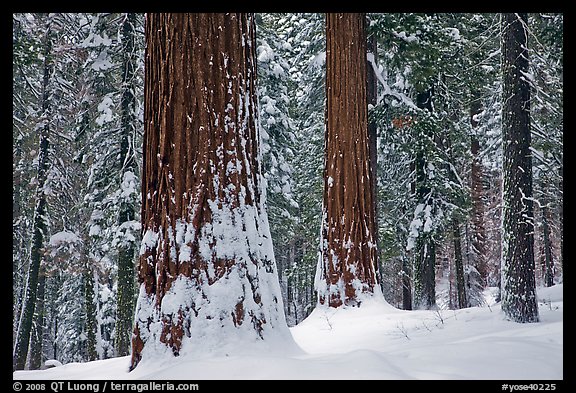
[316,13,378,308]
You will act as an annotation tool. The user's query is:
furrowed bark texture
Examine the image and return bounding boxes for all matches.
[500,13,539,323]
[131,13,284,370]
[317,13,378,308]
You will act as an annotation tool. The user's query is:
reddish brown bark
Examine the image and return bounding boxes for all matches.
[318,13,378,308]
[131,13,280,370]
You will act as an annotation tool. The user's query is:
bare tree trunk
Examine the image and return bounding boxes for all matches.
[500,13,539,323]
[541,204,554,287]
[317,13,378,308]
[29,272,45,369]
[130,13,287,370]
[452,220,467,308]
[401,255,412,310]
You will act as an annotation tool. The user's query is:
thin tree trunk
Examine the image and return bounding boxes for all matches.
[558,164,563,272]
[84,265,98,361]
[367,28,381,287]
[470,98,488,285]
[412,88,436,310]
[13,21,53,371]
[541,204,554,287]
[500,13,539,323]
[317,13,378,308]
[452,219,467,309]
[116,12,138,358]
[130,13,287,370]
[401,255,412,310]
[29,272,45,369]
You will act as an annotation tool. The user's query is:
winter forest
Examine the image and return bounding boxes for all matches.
[13,13,563,380]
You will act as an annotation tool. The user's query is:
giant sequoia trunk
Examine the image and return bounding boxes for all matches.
[500,13,539,323]
[130,13,288,370]
[316,13,378,308]
[13,22,53,371]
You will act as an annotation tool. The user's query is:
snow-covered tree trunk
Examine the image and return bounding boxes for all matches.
[130,13,289,370]
[500,13,539,323]
[115,12,138,358]
[13,20,53,371]
[316,13,378,308]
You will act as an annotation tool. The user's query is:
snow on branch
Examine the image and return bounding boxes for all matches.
[367,52,419,111]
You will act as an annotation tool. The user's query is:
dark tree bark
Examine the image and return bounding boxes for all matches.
[130,13,286,370]
[367,28,380,286]
[317,13,378,308]
[13,22,53,371]
[500,13,539,323]
[412,88,437,310]
[84,265,98,361]
[541,204,554,287]
[470,99,488,284]
[401,257,412,310]
[29,272,45,370]
[452,220,467,309]
[116,12,138,357]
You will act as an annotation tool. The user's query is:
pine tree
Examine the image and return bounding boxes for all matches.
[316,13,378,308]
[255,13,299,324]
[500,13,539,323]
[13,14,54,371]
[115,12,139,358]
[288,13,326,322]
[130,13,288,370]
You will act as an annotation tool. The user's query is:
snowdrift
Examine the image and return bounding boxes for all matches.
[13,285,562,380]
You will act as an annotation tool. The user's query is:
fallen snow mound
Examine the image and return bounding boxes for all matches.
[13,285,562,380]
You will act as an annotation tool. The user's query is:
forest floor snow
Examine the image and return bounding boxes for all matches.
[13,284,563,380]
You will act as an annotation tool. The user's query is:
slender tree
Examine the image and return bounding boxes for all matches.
[13,18,53,371]
[452,220,467,308]
[316,13,378,308]
[29,271,46,369]
[366,25,381,289]
[469,99,489,284]
[411,88,437,310]
[500,13,539,323]
[130,13,288,370]
[115,12,139,357]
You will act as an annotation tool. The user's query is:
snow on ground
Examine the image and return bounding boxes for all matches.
[13,285,562,380]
